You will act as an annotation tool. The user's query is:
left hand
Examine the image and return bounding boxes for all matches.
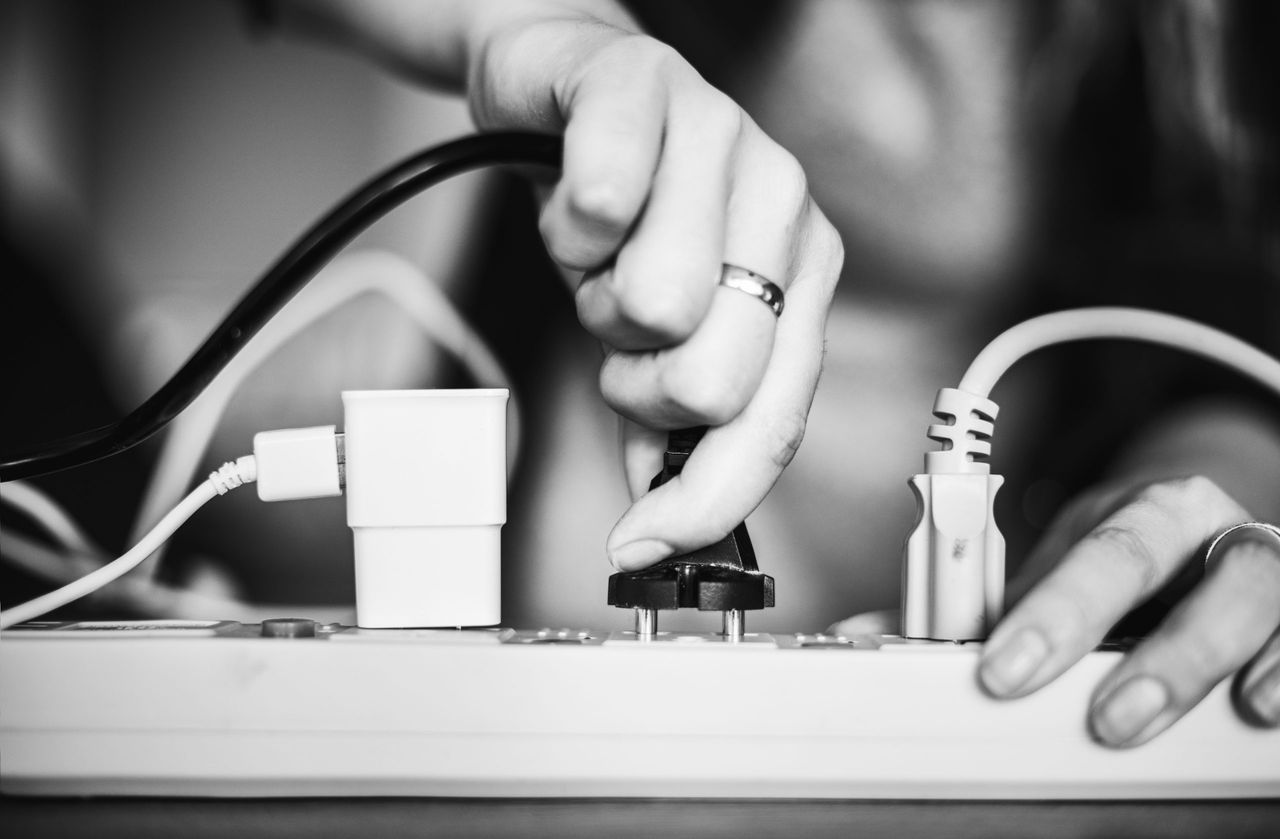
[978,475,1280,747]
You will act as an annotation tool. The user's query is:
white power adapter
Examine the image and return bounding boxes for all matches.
[251,390,509,628]
[342,389,509,628]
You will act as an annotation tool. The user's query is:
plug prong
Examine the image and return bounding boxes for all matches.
[722,609,745,642]
[634,607,657,639]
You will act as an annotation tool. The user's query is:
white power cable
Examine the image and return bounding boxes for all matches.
[959,307,1280,399]
[0,457,256,630]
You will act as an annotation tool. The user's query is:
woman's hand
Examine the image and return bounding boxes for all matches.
[463,4,843,569]
[279,0,842,569]
[831,473,1280,746]
[981,475,1280,746]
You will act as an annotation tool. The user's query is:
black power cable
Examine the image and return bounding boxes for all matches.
[0,132,562,482]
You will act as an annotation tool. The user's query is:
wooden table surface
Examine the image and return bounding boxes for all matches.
[4,797,1279,839]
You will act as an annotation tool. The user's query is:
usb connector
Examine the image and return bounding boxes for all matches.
[253,426,344,502]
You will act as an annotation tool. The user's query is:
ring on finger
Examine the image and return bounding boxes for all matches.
[1205,522,1280,572]
[719,264,784,318]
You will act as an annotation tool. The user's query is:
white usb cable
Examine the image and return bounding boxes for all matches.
[0,426,344,630]
[0,458,256,629]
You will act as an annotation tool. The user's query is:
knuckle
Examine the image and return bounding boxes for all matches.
[596,33,676,68]
[1086,525,1161,592]
[1135,474,1241,535]
[596,362,634,415]
[1138,474,1224,510]
[660,366,746,426]
[814,206,844,256]
[575,274,614,336]
[585,36,689,97]
[469,20,556,129]
[539,206,600,270]
[770,148,810,215]
[466,30,506,126]
[537,206,568,255]
[790,204,844,296]
[812,211,845,282]
[630,35,686,73]
[821,212,845,264]
[564,178,637,232]
[696,90,745,143]
[468,54,507,129]
[566,29,651,81]
[598,380,640,425]
[1181,473,1225,500]
[611,267,704,340]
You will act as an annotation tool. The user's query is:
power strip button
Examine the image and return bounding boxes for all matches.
[261,618,317,638]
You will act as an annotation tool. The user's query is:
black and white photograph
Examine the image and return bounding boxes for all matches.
[2,1,1279,836]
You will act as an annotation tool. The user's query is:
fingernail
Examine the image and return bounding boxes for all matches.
[980,627,1050,696]
[609,539,673,571]
[1243,663,1280,726]
[1090,676,1170,746]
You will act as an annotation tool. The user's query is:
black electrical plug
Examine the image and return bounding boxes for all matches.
[606,428,774,640]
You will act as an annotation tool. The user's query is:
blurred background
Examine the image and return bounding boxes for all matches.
[3,0,1279,634]
[0,0,572,620]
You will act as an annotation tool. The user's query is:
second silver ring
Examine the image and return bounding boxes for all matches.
[1204,521,1280,572]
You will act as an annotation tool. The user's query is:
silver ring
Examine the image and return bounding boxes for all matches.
[1204,522,1280,572]
[719,265,784,318]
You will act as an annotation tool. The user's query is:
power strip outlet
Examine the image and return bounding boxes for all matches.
[2,619,1277,798]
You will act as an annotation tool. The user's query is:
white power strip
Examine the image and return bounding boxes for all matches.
[2,619,1277,799]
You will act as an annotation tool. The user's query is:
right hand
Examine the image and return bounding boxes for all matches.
[466,4,845,571]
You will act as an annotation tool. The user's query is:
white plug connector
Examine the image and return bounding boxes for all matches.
[900,307,1280,641]
[252,426,343,502]
[901,388,1005,641]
